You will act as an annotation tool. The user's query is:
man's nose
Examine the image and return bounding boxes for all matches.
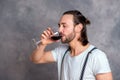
[58,26,63,33]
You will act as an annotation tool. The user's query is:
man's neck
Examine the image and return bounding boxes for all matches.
[69,41,90,57]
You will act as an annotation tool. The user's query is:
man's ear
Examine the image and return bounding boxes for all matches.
[75,24,83,33]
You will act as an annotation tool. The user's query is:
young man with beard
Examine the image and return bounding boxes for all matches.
[31,10,113,80]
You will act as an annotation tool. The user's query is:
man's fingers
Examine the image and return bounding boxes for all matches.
[47,27,54,35]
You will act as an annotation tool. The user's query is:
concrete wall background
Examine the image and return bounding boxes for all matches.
[0,0,120,80]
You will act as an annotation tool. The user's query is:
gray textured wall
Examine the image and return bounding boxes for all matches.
[0,0,120,80]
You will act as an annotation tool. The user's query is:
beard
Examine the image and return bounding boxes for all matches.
[61,32,75,43]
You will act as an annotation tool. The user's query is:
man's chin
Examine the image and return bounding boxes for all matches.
[61,39,70,44]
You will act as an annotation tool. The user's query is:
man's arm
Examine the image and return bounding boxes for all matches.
[30,27,56,64]
[96,72,113,80]
[30,44,55,64]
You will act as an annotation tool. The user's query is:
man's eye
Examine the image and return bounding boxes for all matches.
[63,26,66,28]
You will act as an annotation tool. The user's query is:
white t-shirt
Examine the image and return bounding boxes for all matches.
[51,45,111,80]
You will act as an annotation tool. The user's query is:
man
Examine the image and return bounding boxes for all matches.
[31,10,113,80]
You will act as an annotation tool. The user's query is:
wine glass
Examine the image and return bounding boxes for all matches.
[32,31,62,47]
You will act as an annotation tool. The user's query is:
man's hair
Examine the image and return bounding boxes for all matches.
[63,10,90,46]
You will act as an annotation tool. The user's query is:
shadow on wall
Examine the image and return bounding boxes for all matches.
[109,19,120,80]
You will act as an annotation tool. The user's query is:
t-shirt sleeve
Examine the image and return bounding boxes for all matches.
[92,50,111,75]
[51,47,60,61]
[51,45,68,62]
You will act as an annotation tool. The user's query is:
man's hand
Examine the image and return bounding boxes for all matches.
[40,27,57,45]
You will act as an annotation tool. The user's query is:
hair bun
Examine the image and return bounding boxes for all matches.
[85,19,90,25]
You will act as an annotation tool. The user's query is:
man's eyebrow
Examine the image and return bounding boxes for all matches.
[58,22,66,26]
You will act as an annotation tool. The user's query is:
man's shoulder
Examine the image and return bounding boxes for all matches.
[56,44,69,50]
[89,46,107,60]
[52,44,69,53]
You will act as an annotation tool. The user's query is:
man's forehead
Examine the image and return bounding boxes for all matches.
[61,14,73,20]
[59,14,74,24]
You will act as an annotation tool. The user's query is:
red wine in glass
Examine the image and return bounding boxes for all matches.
[51,35,62,40]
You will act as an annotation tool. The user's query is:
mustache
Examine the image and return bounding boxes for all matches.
[59,33,65,36]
